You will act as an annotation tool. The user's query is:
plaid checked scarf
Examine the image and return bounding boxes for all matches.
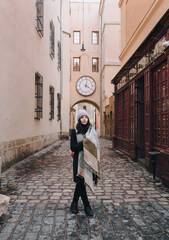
[77,126,100,193]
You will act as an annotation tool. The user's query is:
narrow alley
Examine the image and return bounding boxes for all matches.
[0,138,169,240]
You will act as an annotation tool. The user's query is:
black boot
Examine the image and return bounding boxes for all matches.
[84,205,93,216]
[70,202,78,214]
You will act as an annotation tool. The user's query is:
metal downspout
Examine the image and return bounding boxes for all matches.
[99,14,103,136]
[60,0,63,136]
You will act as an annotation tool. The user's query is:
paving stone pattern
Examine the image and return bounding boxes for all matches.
[0,138,169,239]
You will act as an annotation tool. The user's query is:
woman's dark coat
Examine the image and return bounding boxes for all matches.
[70,129,84,183]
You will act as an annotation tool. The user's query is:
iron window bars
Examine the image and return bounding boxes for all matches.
[57,93,61,121]
[35,73,43,119]
[57,41,61,71]
[50,21,55,58]
[49,86,55,120]
[36,0,44,37]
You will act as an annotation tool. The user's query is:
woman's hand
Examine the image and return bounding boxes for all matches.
[70,150,75,158]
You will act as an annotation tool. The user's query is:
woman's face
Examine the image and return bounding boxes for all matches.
[80,115,88,125]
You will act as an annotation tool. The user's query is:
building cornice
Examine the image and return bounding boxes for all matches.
[102,21,120,38]
[101,62,121,75]
[119,0,160,62]
[111,9,169,85]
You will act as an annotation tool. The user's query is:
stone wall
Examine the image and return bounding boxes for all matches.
[0,133,59,172]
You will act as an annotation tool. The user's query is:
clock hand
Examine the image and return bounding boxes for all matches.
[85,84,90,88]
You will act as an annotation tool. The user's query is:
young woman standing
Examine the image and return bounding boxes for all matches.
[70,109,98,216]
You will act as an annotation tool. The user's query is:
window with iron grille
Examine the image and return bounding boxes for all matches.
[49,86,54,120]
[92,31,99,44]
[50,21,55,58]
[36,0,44,37]
[57,93,61,121]
[57,41,61,70]
[73,57,80,71]
[92,58,99,72]
[73,31,80,44]
[153,63,168,148]
[35,73,43,119]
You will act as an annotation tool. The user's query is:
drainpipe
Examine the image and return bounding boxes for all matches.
[99,14,103,136]
[60,0,63,137]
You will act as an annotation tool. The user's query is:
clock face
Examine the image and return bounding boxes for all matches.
[76,76,96,96]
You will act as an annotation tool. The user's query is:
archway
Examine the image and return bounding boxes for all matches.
[70,100,100,135]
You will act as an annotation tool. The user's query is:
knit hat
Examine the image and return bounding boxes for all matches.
[77,109,89,122]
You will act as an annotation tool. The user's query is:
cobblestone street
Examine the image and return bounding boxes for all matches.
[0,138,169,240]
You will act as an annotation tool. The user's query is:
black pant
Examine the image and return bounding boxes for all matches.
[73,183,89,207]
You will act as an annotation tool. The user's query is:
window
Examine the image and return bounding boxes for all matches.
[92,58,99,72]
[117,93,122,137]
[73,57,80,71]
[50,21,55,58]
[35,73,43,119]
[57,41,61,70]
[57,93,61,121]
[117,88,130,139]
[92,31,99,44]
[73,31,80,44]
[36,0,44,37]
[49,86,54,120]
[153,63,168,148]
[144,71,151,146]
[129,82,135,140]
[123,88,129,139]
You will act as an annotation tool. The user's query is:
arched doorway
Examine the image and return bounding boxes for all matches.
[70,100,100,135]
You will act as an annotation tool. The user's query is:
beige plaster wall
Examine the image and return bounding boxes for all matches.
[99,0,121,135]
[0,0,69,168]
[119,0,168,66]
[70,2,100,110]
[61,0,71,136]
